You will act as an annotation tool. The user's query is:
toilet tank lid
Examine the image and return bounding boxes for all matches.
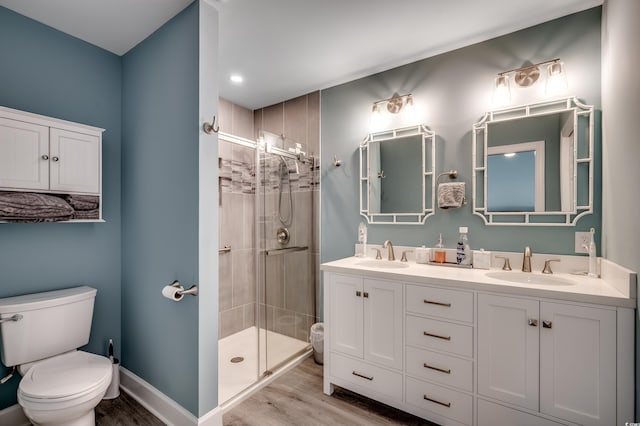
[0,286,96,315]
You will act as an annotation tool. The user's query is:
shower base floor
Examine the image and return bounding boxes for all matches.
[218,326,310,405]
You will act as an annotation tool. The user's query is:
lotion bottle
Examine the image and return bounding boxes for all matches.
[588,227,598,277]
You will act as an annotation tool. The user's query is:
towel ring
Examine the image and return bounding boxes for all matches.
[436,170,458,185]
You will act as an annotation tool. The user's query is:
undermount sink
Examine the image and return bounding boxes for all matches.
[355,260,410,269]
[485,271,576,286]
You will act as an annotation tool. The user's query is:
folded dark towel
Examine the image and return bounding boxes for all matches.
[72,209,100,220]
[2,216,72,223]
[65,194,100,211]
[0,191,74,218]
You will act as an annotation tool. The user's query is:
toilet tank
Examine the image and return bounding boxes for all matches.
[0,286,97,367]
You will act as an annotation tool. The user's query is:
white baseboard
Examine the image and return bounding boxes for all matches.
[0,403,30,426]
[119,367,223,426]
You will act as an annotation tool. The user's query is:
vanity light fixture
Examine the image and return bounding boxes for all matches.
[493,58,567,105]
[370,94,414,130]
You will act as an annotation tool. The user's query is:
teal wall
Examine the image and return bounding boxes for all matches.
[121,2,201,415]
[321,8,602,264]
[0,7,122,409]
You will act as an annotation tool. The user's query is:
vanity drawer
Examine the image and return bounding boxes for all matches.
[406,376,473,426]
[406,346,473,392]
[330,352,403,400]
[406,285,473,323]
[406,315,473,357]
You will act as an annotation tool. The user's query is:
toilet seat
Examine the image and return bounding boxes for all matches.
[18,351,112,403]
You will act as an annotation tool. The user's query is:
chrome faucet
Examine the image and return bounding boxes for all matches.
[382,240,396,261]
[522,246,532,272]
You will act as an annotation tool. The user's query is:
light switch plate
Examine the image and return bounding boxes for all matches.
[575,232,590,253]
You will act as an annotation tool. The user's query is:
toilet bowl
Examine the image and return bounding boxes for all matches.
[17,351,112,426]
[0,286,110,426]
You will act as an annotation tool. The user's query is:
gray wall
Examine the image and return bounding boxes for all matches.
[0,6,122,410]
[121,2,201,415]
[321,8,602,265]
[601,0,640,418]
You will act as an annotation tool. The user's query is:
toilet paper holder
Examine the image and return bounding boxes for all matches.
[169,280,199,297]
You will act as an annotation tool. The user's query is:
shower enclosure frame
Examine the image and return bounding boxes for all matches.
[218,130,315,404]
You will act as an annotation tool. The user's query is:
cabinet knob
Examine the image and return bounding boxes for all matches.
[528,319,538,327]
[41,155,49,160]
[363,292,369,298]
[52,156,59,162]
[356,291,362,297]
[542,320,553,329]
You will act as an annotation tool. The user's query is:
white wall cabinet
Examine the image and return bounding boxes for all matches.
[324,268,632,426]
[478,294,616,426]
[0,107,102,195]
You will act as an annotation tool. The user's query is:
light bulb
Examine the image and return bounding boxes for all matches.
[369,103,388,131]
[492,74,511,107]
[545,61,568,96]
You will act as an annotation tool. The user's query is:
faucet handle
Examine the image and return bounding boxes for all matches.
[542,259,561,274]
[371,248,382,260]
[495,256,512,271]
[401,250,413,262]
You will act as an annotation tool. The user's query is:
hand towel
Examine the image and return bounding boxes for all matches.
[438,182,466,209]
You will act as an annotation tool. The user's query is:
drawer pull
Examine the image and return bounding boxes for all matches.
[423,362,451,374]
[423,394,451,408]
[352,371,373,381]
[423,299,451,307]
[423,331,451,341]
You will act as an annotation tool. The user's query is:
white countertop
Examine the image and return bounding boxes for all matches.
[321,256,636,309]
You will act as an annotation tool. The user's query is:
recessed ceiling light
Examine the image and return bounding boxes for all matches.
[230,74,243,84]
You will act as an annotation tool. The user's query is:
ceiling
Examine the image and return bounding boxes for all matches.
[0,0,602,110]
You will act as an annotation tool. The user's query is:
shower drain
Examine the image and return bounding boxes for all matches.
[230,356,244,363]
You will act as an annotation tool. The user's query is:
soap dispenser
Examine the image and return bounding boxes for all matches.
[434,233,446,263]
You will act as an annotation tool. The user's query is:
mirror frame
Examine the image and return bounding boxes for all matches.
[472,96,594,226]
[359,124,435,225]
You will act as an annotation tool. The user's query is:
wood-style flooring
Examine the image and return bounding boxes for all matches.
[95,391,165,426]
[224,357,437,426]
[93,357,437,425]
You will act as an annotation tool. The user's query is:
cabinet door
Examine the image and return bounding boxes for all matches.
[0,117,49,191]
[327,274,363,358]
[478,294,539,411]
[363,279,403,370]
[49,128,100,194]
[540,302,616,426]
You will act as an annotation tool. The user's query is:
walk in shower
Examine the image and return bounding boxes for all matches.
[217,129,318,406]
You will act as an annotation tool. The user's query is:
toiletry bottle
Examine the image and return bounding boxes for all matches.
[356,222,367,257]
[457,227,470,265]
[588,227,598,277]
[416,246,429,264]
[435,233,446,264]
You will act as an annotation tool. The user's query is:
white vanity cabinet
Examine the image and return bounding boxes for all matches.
[323,259,634,426]
[0,107,102,195]
[478,294,616,426]
[325,273,403,403]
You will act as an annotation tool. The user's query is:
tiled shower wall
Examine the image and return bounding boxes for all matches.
[255,93,320,342]
[218,93,320,341]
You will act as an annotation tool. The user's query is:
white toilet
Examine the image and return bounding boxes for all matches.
[0,286,112,426]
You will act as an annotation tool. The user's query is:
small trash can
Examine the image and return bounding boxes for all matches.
[310,322,324,365]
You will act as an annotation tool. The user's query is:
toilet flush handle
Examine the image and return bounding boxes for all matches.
[0,366,15,384]
[0,314,22,324]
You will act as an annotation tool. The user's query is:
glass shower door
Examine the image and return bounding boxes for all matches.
[257,132,314,376]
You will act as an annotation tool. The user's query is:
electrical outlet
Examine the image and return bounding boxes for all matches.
[575,232,591,253]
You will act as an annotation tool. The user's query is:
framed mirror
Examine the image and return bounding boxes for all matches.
[472,97,594,226]
[359,124,435,224]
